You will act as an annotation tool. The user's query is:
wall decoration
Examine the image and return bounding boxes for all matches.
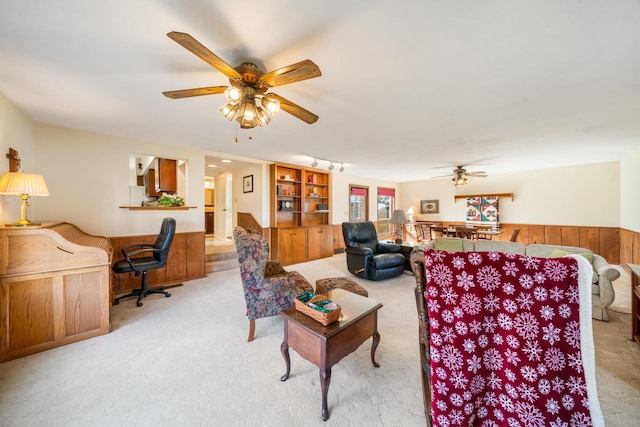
[420,199,439,214]
[466,196,499,227]
[243,175,253,193]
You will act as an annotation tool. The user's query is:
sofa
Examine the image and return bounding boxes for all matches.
[410,237,620,321]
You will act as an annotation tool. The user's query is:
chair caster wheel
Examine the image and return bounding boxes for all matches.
[136,301,143,307]
[165,293,171,298]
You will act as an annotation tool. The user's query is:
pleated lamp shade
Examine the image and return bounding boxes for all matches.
[0,172,49,226]
[0,172,49,196]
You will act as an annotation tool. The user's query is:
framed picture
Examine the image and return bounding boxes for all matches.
[420,199,439,214]
[243,175,253,193]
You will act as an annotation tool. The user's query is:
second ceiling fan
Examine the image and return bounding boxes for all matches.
[163,31,322,129]
[433,165,488,188]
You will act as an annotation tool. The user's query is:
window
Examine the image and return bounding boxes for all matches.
[377,187,395,235]
[349,185,368,222]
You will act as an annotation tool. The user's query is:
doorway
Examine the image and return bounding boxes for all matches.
[214,172,233,241]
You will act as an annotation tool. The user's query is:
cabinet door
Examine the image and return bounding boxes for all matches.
[145,169,161,197]
[205,212,214,234]
[155,158,177,194]
[307,226,333,260]
[278,228,307,266]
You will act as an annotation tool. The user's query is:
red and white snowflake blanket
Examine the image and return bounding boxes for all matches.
[423,248,603,427]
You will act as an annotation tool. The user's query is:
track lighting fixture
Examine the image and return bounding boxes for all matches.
[307,156,346,172]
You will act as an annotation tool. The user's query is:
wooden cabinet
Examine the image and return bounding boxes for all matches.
[145,158,177,197]
[269,163,333,266]
[274,227,307,266]
[303,169,330,227]
[155,158,177,194]
[630,264,640,347]
[307,226,333,260]
[0,224,111,362]
[205,211,214,234]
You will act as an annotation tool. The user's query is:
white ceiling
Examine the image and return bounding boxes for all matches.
[1,1,639,182]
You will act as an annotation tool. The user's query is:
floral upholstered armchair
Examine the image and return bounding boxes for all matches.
[233,226,313,341]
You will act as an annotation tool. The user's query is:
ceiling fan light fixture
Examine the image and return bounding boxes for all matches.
[220,103,239,121]
[224,86,241,104]
[256,107,270,126]
[262,94,280,115]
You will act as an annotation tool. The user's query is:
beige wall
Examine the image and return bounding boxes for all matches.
[1,90,635,237]
[0,91,36,225]
[399,162,620,227]
[33,123,206,236]
[620,146,640,232]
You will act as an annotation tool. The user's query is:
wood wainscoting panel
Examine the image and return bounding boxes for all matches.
[528,225,546,245]
[579,227,600,253]
[545,226,563,246]
[620,229,634,269]
[598,227,620,265]
[110,231,206,300]
[186,232,205,279]
[561,226,580,247]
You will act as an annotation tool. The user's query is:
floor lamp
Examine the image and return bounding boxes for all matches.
[389,209,408,244]
[0,171,50,226]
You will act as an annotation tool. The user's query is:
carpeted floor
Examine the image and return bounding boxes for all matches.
[0,254,638,426]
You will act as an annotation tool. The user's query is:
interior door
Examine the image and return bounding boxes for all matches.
[214,173,233,240]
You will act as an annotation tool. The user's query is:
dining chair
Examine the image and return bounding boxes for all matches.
[510,228,521,242]
[454,226,478,241]
[429,225,447,240]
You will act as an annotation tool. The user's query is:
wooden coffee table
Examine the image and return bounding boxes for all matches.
[279,288,383,420]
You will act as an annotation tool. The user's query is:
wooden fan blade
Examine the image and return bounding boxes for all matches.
[262,60,321,87]
[163,86,227,99]
[466,172,487,177]
[269,93,318,124]
[167,31,241,79]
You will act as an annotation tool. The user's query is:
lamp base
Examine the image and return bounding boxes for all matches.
[395,238,403,244]
[5,221,42,227]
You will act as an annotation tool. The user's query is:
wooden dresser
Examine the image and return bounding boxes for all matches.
[0,222,112,362]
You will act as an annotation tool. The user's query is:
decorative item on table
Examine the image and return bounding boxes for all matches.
[389,209,409,243]
[157,193,185,207]
[308,174,317,184]
[295,292,341,326]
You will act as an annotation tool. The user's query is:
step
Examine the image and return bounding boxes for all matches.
[206,258,238,273]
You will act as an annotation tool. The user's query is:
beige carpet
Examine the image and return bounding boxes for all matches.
[0,255,638,426]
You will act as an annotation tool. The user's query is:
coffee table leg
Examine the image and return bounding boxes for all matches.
[320,367,332,421]
[280,341,291,381]
[371,330,381,368]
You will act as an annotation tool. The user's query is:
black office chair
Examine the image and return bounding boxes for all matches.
[113,217,176,307]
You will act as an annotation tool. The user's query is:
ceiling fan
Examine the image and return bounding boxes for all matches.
[433,165,488,188]
[163,31,321,129]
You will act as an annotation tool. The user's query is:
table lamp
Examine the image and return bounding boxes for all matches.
[0,171,50,226]
[389,209,409,243]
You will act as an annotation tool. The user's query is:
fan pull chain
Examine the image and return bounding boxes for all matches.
[235,122,238,143]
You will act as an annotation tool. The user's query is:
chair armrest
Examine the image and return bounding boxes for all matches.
[592,255,620,307]
[377,243,401,253]
[121,243,154,258]
[263,275,297,295]
[345,246,374,256]
[265,260,286,277]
